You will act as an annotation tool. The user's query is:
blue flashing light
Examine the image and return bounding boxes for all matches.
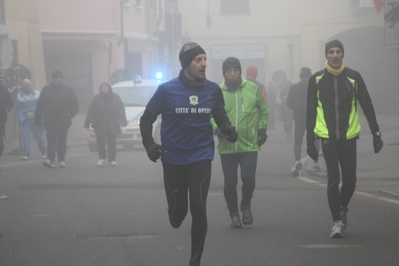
[155,72,163,80]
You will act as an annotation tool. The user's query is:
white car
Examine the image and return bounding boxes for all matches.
[87,77,162,151]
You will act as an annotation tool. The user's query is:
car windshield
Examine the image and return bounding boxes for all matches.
[113,85,157,107]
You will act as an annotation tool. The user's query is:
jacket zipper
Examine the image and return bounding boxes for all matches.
[334,76,340,140]
[235,92,239,152]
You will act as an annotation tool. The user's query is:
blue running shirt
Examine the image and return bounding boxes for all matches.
[145,78,226,165]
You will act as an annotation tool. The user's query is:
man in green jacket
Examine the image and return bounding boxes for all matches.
[214,57,269,228]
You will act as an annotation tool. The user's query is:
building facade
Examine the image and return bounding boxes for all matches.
[0,0,46,90]
[1,0,169,152]
[38,0,167,112]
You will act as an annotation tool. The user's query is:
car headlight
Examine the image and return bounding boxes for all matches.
[128,119,140,126]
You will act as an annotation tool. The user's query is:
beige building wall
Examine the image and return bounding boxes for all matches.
[3,0,46,89]
[178,0,384,82]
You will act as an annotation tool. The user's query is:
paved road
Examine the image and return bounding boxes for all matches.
[0,114,398,265]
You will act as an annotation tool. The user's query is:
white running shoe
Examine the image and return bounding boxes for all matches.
[42,154,47,159]
[97,159,104,166]
[110,161,117,166]
[230,213,242,228]
[21,156,30,161]
[240,205,253,225]
[60,161,66,167]
[43,159,55,168]
[330,220,345,238]
[291,161,302,177]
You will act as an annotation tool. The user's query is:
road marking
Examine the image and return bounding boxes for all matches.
[297,176,399,205]
[208,192,224,196]
[77,234,158,239]
[297,176,320,184]
[355,191,399,205]
[300,244,362,249]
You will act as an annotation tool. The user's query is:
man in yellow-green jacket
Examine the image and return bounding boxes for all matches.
[307,39,383,238]
[213,57,269,228]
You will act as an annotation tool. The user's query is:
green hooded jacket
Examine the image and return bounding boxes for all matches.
[212,78,269,154]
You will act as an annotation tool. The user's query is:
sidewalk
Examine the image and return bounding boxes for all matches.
[307,120,399,197]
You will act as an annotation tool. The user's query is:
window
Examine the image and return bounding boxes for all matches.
[221,0,249,15]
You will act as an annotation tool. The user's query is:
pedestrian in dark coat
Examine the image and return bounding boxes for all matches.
[287,67,321,176]
[35,70,79,168]
[0,71,14,170]
[84,82,127,166]
[246,65,267,100]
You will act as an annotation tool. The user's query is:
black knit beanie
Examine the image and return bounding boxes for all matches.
[222,57,242,74]
[325,39,344,58]
[299,67,312,79]
[179,42,206,68]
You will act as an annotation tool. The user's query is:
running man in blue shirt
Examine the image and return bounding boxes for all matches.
[140,42,237,266]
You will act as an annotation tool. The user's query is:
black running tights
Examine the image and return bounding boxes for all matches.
[162,160,211,264]
[321,138,357,222]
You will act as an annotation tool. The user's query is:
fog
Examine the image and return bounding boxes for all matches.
[2,0,399,116]
[174,0,399,115]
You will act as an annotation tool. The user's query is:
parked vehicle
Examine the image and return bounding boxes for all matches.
[87,76,162,151]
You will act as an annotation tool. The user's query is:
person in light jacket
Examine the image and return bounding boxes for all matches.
[14,79,46,160]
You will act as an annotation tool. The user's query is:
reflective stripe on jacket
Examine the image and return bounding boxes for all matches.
[307,67,379,141]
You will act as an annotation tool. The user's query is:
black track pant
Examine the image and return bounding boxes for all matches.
[162,160,211,265]
[96,133,117,162]
[293,121,306,161]
[321,138,357,222]
[45,124,70,163]
[0,122,5,159]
